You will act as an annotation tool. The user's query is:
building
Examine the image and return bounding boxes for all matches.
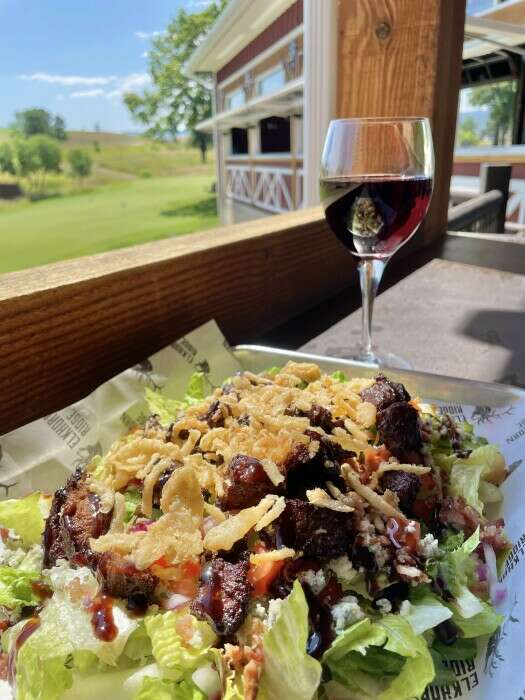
[187,0,525,229]
[186,0,337,224]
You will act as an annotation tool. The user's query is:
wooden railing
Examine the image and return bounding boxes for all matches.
[448,190,504,232]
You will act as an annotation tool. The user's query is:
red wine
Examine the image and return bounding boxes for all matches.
[320,176,432,258]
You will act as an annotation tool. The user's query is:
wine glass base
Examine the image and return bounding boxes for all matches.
[327,345,413,370]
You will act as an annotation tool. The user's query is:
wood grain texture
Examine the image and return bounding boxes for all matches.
[0,208,353,433]
[337,0,466,245]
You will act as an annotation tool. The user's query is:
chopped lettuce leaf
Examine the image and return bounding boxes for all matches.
[429,650,458,686]
[453,585,485,619]
[332,370,348,383]
[436,528,479,609]
[6,562,139,698]
[323,618,387,663]
[0,565,40,612]
[324,616,434,700]
[406,589,453,635]
[123,490,142,523]
[145,611,216,679]
[123,622,152,663]
[378,651,434,700]
[145,371,209,425]
[145,388,186,425]
[449,462,486,514]
[258,581,322,700]
[15,640,73,700]
[449,445,505,514]
[440,530,465,552]
[450,600,503,638]
[432,637,477,660]
[264,366,281,377]
[134,675,206,700]
[0,492,50,547]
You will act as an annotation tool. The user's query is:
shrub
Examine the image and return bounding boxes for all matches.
[68,148,93,180]
[0,142,16,175]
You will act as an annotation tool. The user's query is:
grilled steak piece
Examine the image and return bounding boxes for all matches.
[276,499,354,558]
[360,374,411,412]
[192,552,251,635]
[380,470,421,514]
[219,455,280,511]
[97,552,158,607]
[376,402,422,457]
[283,432,350,499]
[43,469,112,569]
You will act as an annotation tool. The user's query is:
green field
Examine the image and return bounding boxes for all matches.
[0,130,218,273]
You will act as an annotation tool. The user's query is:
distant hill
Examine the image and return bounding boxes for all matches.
[458,109,489,133]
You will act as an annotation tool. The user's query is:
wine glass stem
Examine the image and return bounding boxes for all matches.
[357,258,386,360]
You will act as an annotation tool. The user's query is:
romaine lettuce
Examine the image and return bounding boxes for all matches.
[258,581,322,700]
[323,615,435,700]
[0,565,40,613]
[134,675,206,700]
[0,492,50,548]
[449,445,506,514]
[405,589,452,635]
[332,371,348,383]
[145,371,208,425]
[144,610,216,679]
[450,600,503,638]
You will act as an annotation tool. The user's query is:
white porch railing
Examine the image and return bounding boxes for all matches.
[226,164,303,214]
[451,174,525,228]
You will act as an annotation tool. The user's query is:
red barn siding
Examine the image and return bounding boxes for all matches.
[217,0,303,83]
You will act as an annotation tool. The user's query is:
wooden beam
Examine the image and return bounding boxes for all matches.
[0,209,353,433]
[337,0,466,246]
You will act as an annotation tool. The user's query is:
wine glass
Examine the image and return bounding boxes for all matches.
[319,117,434,369]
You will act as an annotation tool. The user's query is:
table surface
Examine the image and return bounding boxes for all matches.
[301,258,525,387]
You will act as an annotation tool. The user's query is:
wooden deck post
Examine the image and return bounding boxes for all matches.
[337,0,466,246]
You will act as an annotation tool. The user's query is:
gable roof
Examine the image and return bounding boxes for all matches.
[186,0,297,75]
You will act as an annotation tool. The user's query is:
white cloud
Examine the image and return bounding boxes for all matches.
[19,72,117,86]
[70,89,106,99]
[141,51,149,59]
[135,30,162,40]
[187,0,213,7]
[106,73,152,99]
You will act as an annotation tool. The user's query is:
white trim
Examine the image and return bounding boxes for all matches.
[251,165,293,173]
[195,77,303,132]
[303,0,337,206]
[218,25,303,90]
[186,0,298,75]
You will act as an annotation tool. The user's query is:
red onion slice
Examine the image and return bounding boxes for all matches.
[483,543,507,607]
[386,518,402,549]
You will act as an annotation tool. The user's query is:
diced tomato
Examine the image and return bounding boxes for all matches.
[153,555,171,569]
[362,447,391,483]
[175,614,197,644]
[248,559,285,596]
[387,517,420,553]
[182,559,201,578]
[412,472,438,523]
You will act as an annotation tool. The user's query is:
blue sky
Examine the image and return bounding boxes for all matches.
[0,0,210,133]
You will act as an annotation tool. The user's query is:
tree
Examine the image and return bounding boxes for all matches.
[191,130,212,163]
[124,1,226,162]
[0,142,16,175]
[68,148,92,180]
[13,108,67,141]
[469,82,516,145]
[52,115,67,141]
[456,116,482,147]
[14,135,61,193]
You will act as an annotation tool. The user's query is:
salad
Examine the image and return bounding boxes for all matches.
[0,363,511,700]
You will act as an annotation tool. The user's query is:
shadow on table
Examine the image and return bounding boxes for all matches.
[459,309,525,388]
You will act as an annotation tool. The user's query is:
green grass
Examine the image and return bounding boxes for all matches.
[0,173,217,273]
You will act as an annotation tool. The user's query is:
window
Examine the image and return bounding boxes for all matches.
[259,116,290,153]
[225,88,245,111]
[257,67,286,97]
[456,81,517,147]
[231,128,249,155]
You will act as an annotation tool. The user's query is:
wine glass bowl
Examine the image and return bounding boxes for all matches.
[319,117,434,368]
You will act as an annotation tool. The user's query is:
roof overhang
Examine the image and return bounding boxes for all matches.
[186,0,297,76]
[464,13,525,59]
[195,77,304,133]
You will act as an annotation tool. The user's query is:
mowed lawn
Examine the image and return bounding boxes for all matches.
[0,173,218,273]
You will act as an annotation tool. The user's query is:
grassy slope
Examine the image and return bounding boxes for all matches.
[1,173,217,273]
[0,130,218,273]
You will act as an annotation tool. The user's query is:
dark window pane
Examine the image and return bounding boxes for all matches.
[260,116,291,153]
[231,128,249,155]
